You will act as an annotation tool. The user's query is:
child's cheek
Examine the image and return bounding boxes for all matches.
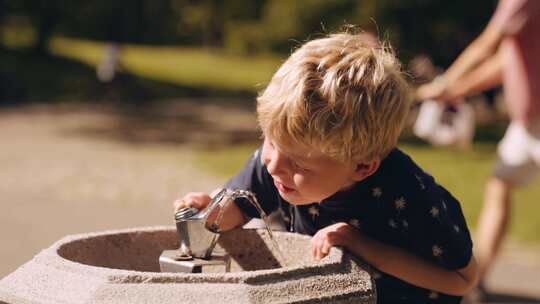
[292,174,307,190]
[293,174,318,196]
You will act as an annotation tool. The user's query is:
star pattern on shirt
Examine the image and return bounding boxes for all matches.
[415,174,426,190]
[395,197,406,211]
[441,200,448,212]
[432,245,444,257]
[349,218,361,228]
[308,205,319,221]
[402,219,409,229]
[372,187,382,198]
[292,172,462,301]
[429,206,440,218]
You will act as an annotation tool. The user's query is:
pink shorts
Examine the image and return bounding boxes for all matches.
[494,120,540,186]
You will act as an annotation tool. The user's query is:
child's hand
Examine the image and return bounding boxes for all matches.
[311,222,359,260]
[173,192,212,212]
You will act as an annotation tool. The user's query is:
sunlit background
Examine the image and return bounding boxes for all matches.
[1,0,539,300]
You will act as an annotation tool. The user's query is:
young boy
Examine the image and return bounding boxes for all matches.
[175,33,478,303]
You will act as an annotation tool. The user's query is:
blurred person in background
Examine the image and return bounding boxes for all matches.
[97,42,121,83]
[410,55,475,149]
[417,0,540,297]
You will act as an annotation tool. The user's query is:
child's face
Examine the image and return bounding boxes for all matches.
[261,135,362,205]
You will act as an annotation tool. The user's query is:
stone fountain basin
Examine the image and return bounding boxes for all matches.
[0,226,375,304]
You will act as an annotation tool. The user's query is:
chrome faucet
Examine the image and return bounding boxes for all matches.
[161,188,264,273]
[174,188,230,260]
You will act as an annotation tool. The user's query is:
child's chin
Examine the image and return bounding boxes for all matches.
[279,192,316,205]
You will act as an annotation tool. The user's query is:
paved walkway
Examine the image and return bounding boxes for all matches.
[0,103,224,277]
[476,241,540,303]
[1,104,539,303]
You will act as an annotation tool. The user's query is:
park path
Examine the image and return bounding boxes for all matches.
[478,240,540,302]
[0,103,539,303]
[0,102,226,278]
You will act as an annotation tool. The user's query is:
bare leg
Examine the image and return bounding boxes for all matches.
[475,176,513,280]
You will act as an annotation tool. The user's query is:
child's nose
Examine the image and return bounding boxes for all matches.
[266,150,291,176]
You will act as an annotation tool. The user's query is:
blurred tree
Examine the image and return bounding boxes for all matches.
[355,0,496,66]
[172,0,268,49]
[32,1,61,53]
[1,0,497,66]
[223,0,359,55]
[4,0,64,53]
[173,0,226,47]
[264,0,359,53]
[249,0,495,66]
[0,0,4,49]
[60,1,153,44]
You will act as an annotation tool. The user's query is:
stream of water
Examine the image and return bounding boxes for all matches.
[212,189,289,268]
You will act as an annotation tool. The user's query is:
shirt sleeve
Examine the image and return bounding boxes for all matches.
[223,148,280,219]
[414,184,473,270]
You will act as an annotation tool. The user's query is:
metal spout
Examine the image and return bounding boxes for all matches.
[174,189,229,259]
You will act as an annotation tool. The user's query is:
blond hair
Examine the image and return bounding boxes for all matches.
[257,32,411,163]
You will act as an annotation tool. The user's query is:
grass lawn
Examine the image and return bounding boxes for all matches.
[196,141,540,244]
[48,37,282,93]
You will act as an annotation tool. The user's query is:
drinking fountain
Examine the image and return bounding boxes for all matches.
[0,189,376,303]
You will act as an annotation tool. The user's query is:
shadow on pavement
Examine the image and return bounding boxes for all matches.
[59,99,261,147]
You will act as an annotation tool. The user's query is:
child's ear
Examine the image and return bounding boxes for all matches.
[352,159,381,181]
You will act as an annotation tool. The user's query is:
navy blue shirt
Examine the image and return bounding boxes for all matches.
[225,147,473,304]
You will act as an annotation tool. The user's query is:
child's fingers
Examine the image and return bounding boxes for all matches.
[173,198,195,212]
[320,239,332,258]
[173,199,187,211]
[310,235,321,259]
[311,233,334,260]
[173,192,209,212]
[311,234,330,260]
